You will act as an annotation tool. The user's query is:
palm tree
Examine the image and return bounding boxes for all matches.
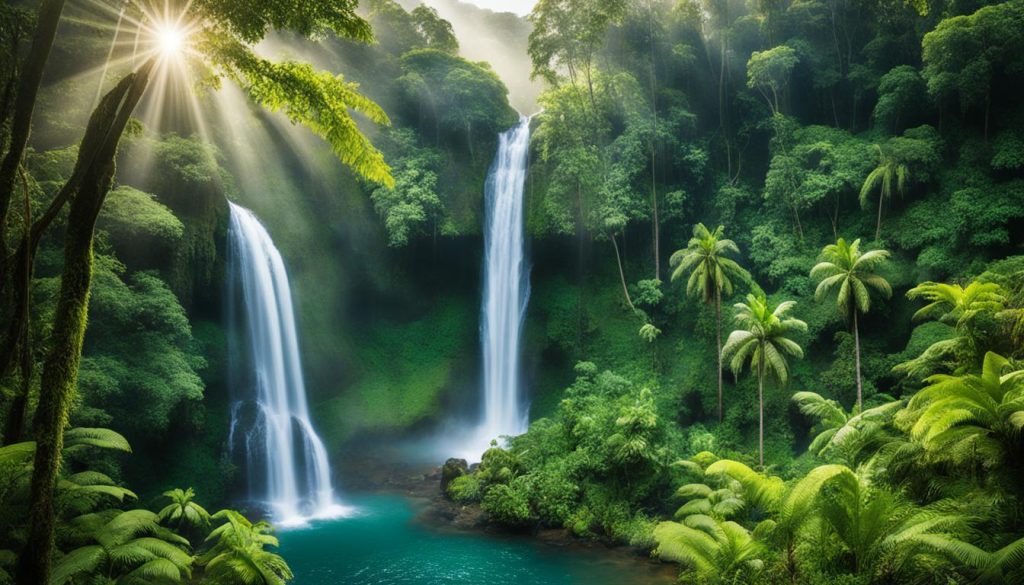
[50,509,192,585]
[704,460,846,580]
[158,488,211,541]
[859,144,909,239]
[811,238,891,411]
[671,453,746,521]
[908,281,1007,327]
[706,461,974,583]
[903,351,1024,469]
[670,223,751,422]
[791,391,902,466]
[903,280,1007,372]
[653,515,766,584]
[199,509,292,585]
[721,294,807,467]
[812,472,972,583]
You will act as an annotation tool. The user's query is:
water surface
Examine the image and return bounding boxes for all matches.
[278,494,676,585]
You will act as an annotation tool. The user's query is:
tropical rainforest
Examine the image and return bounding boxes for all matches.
[0,0,1023,584]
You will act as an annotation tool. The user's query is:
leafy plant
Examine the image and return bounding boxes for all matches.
[722,294,807,467]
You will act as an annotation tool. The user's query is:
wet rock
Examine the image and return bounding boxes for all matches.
[440,458,468,494]
[452,504,487,529]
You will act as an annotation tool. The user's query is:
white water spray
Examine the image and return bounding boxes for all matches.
[478,115,532,446]
[227,202,345,525]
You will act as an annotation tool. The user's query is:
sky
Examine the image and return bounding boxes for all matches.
[462,0,536,15]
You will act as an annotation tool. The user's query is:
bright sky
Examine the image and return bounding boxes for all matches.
[463,0,536,16]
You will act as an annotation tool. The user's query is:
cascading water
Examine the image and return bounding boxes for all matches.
[478,115,532,445]
[227,202,343,525]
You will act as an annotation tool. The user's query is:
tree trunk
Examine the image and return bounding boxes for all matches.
[718,36,730,177]
[648,0,659,282]
[875,191,883,240]
[0,0,67,248]
[984,96,990,144]
[2,169,33,445]
[853,309,862,412]
[716,288,723,423]
[830,194,840,240]
[611,233,634,311]
[15,62,152,585]
[575,182,585,352]
[830,89,840,128]
[1,61,144,444]
[758,355,765,469]
[650,161,659,281]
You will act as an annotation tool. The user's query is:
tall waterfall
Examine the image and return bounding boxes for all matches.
[227,202,341,525]
[479,115,532,443]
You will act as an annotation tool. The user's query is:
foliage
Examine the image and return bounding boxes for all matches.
[370,129,446,246]
[899,351,1024,469]
[158,487,212,537]
[398,49,517,156]
[874,66,928,132]
[451,363,678,539]
[199,509,292,585]
[410,5,458,54]
[39,255,206,437]
[97,187,184,260]
[791,392,902,466]
[722,294,807,388]
[653,516,765,584]
[896,280,1008,376]
[921,1,1024,115]
[51,509,192,585]
[670,223,749,305]
[746,46,798,115]
[527,0,628,87]
[812,239,892,320]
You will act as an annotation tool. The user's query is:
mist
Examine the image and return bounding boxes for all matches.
[405,0,543,114]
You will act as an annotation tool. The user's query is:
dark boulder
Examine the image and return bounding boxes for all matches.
[441,458,468,494]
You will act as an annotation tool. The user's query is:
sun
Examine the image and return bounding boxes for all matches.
[157,25,185,57]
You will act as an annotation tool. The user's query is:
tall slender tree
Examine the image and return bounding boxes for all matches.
[810,238,891,411]
[670,223,750,422]
[859,146,909,240]
[722,294,806,467]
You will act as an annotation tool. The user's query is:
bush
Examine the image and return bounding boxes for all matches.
[481,477,534,526]
[529,466,578,526]
[447,475,482,503]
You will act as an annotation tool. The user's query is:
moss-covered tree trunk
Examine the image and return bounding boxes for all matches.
[15,62,151,585]
[2,169,34,445]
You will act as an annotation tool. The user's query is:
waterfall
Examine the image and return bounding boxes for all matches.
[479,115,532,444]
[227,202,342,525]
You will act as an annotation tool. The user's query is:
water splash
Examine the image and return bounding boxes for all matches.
[227,202,349,526]
[475,115,533,453]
